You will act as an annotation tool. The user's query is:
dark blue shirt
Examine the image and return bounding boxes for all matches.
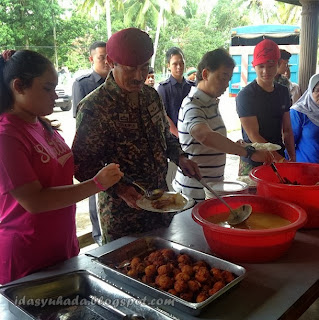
[72,70,105,118]
[157,75,195,126]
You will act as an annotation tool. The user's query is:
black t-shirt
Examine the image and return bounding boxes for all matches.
[236,80,290,165]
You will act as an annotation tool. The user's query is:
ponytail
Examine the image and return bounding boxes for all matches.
[0,51,16,114]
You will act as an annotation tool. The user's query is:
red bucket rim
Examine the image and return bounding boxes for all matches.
[250,163,319,190]
[192,194,307,236]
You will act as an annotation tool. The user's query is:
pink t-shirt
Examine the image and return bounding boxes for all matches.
[0,114,79,284]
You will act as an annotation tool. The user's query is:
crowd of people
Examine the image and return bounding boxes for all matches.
[0,26,318,284]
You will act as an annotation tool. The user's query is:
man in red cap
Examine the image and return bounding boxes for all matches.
[72,28,200,244]
[235,39,295,175]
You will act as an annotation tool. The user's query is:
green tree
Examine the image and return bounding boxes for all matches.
[77,0,124,38]
[0,0,62,61]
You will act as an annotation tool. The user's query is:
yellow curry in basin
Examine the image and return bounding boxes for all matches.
[206,212,291,230]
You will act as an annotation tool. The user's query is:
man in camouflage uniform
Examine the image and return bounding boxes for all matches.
[72,28,200,244]
[274,49,291,88]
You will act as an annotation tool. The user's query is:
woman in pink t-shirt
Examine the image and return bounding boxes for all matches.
[0,50,124,284]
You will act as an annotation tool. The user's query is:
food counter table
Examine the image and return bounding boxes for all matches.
[1,207,319,320]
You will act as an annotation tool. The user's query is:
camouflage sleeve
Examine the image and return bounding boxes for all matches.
[72,107,106,182]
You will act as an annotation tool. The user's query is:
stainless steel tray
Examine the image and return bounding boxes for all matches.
[0,270,173,320]
[93,237,246,316]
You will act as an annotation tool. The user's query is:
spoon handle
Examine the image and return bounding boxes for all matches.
[122,175,147,194]
[194,176,234,212]
[270,163,285,184]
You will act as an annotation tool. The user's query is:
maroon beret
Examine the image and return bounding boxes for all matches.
[106,28,154,67]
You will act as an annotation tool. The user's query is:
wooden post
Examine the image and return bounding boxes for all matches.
[299,0,319,93]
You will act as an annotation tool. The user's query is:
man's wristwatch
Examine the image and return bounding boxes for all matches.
[245,145,256,159]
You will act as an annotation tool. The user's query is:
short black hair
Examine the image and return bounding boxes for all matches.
[165,47,185,64]
[148,66,154,74]
[280,49,291,60]
[196,48,235,82]
[89,41,107,53]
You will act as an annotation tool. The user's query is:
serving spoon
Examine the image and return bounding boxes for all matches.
[122,175,164,200]
[194,176,252,226]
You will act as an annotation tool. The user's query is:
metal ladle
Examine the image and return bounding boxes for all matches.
[195,176,252,226]
[122,175,164,200]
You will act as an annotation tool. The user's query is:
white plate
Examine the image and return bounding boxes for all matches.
[249,142,281,151]
[136,191,194,213]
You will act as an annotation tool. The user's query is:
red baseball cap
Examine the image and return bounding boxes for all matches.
[106,28,154,67]
[252,39,280,67]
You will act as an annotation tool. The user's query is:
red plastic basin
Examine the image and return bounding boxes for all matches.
[192,194,307,263]
[250,163,319,228]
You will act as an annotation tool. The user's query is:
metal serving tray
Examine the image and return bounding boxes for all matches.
[93,237,246,316]
[0,270,173,320]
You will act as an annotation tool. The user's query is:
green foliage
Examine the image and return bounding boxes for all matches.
[0,0,303,74]
[0,0,62,60]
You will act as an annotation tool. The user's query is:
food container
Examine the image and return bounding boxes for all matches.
[204,180,249,200]
[92,237,246,316]
[192,194,307,263]
[250,163,319,228]
[0,270,173,320]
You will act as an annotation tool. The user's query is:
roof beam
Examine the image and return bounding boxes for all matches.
[275,0,301,5]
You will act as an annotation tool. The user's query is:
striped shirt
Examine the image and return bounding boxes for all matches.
[173,87,227,202]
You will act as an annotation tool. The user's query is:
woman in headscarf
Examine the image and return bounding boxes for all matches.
[290,73,319,163]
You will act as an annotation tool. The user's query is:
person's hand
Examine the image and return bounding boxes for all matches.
[116,184,142,209]
[236,139,246,146]
[178,155,201,179]
[94,163,124,190]
[251,150,273,164]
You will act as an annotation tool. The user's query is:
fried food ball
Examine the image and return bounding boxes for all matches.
[144,264,157,277]
[174,279,188,293]
[142,274,155,285]
[168,288,178,296]
[208,281,225,296]
[134,262,146,274]
[155,274,174,290]
[157,264,172,275]
[196,291,209,303]
[172,267,181,277]
[180,291,194,302]
[175,272,190,282]
[177,254,192,265]
[193,260,209,272]
[188,279,201,292]
[130,256,142,269]
[152,256,166,268]
[210,267,223,281]
[181,264,194,276]
[147,250,163,263]
[195,267,211,283]
[161,248,176,261]
[127,269,138,278]
[222,270,235,283]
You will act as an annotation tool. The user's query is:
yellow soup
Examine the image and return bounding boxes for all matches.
[206,212,291,230]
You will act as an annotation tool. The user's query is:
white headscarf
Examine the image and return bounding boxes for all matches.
[291,73,319,126]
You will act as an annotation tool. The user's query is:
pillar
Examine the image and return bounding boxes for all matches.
[299,0,319,93]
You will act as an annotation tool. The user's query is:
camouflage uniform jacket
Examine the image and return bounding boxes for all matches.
[72,72,184,243]
[275,75,290,88]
